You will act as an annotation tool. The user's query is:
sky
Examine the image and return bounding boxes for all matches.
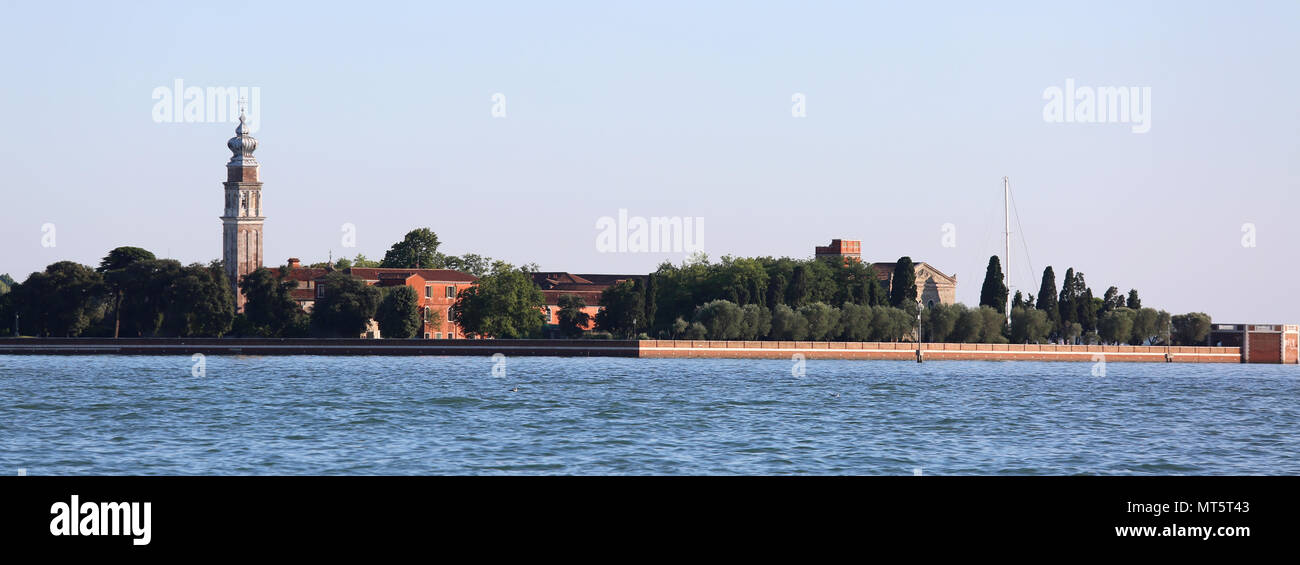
[1,0,1296,321]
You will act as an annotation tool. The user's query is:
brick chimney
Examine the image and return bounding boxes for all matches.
[287,258,301,269]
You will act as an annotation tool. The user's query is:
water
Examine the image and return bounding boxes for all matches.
[1,355,1296,475]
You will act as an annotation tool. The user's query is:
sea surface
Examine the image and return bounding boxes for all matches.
[1,355,1296,475]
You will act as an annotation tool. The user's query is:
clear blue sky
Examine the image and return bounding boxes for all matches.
[1,1,1296,321]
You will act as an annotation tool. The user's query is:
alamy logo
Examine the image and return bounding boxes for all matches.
[49,495,151,546]
[1042,78,1151,133]
[152,79,260,133]
[595,209,704,254]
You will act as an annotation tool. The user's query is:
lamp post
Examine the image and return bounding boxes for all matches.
[915,299,924,363]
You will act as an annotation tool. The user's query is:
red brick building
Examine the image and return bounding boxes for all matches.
[532,272,642,335]
[279,259,477,339]
[1209,323,1300,364]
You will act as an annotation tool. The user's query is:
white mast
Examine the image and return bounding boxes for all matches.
[1003,176,1011,325]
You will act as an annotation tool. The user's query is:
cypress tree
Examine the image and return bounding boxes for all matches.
[1035,266,1059,332]
[788,265,808,308]
[978,255,1008,313]
[644,274,658,331]
[889,257,917,307]
[1058,268,1077,329]
[1126,289,1141,309]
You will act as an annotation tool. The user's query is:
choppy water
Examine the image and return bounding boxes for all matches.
[0,355,1296,475]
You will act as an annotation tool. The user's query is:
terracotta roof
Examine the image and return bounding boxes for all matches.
[346,267,477,283]
[278,267,329,282]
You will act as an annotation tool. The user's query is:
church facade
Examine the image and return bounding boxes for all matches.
[816,239,957,307]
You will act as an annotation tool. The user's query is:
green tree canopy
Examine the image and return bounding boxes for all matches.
[310,271,382,337]
[555,294,590,338]
[452,262,545,339]
[1010,306,1051,343]
[375,285,421,338]
[239,267,308,337]
[1171,312,1212,346]
[978,255,1008,314]
[596,279,646,338]
[888,257,917,308]
[693,299,744,340]
[769,304,809,340]
[161,262,234,337]
[380,228,443,269]
[10,261,104,337]
[1035,266,1060,334]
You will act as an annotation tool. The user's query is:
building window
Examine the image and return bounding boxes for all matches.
[425,285,432,299]
[424,332,430,339]
[447,308,454,322]
[545,307,552,322]
[445,285,456,298]
[316,285,325,298]
[435,332,442,339]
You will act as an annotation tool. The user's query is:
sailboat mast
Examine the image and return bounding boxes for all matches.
[1003,176,1011,324]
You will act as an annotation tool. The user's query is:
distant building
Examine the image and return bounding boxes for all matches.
[280,259,477,338]
[815,239,957,307]
[1208,323,1299,363]
[815,239,861,263]
[531,272,642,336]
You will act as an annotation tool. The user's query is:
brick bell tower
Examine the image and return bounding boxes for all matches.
[221,107,263,311]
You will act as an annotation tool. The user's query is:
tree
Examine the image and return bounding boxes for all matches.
[644,274,659,329]
[872,306,913,342]
[769,304,809,340]
[788,265,809,308]
[1171,312,1212,346]
[976,305,1009,343]
[161,262,234,337]
[375,285,421,338]
[596,280,646,338]
[310,272,382,337]
[840,302,874,341]
[951,305,982,343]
[1129,307,1160,345]
[888,257,917,308]
[441,253,492,277]
[1102,286,1123,313]
[978,255,1008,314]
[1057,268,1077,332]
[351,254,380,268]
[1035,266,1060,336]
[1098,307,1136,345]
[380,228,442,269]
[555,294,590,338]
[924,303,960,342]
[693,299,744,340]
[10,262,104,337]
[739,304,771,340]
[799,302,841,341]
[452,262,545,339]
[239,267,308,337]
[1010,307,1051,343]
[1126,289,1141,309]
[98,246,157,337]
[115,259,184,336]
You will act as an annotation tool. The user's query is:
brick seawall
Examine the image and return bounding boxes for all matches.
[637,340,1242,363]
[0,338,1244,362]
